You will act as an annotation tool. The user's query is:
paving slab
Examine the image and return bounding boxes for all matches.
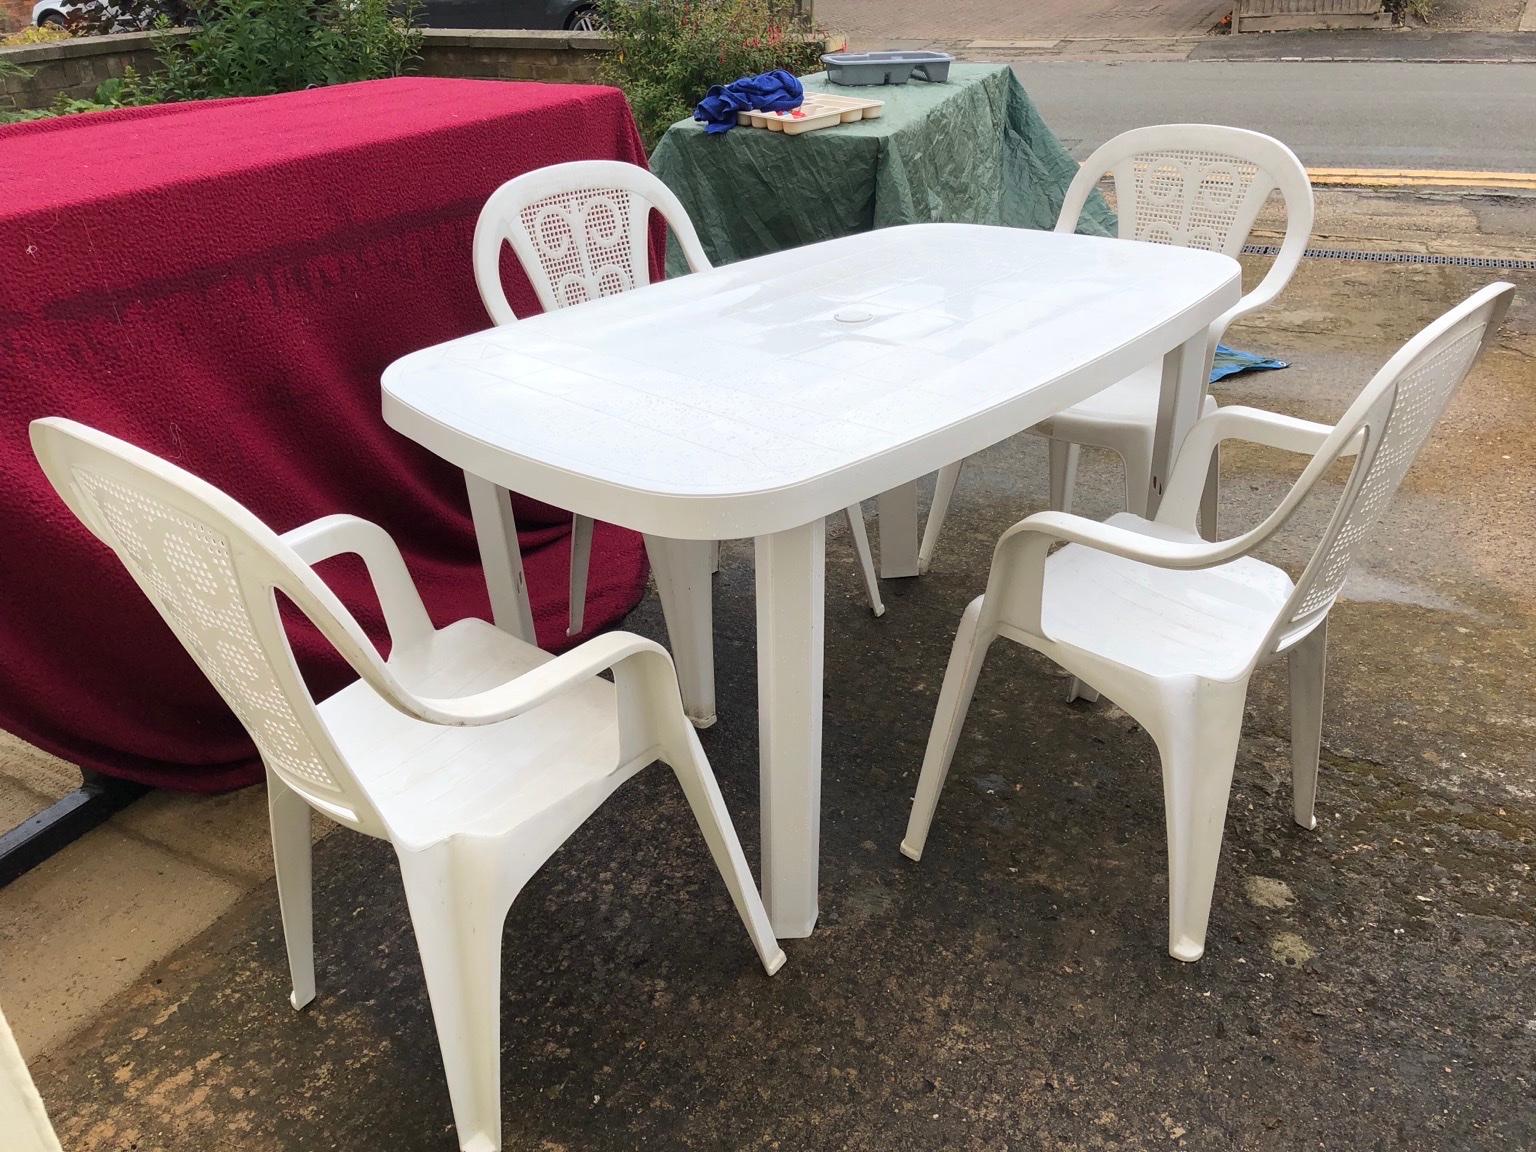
[0,826,243,1059]
[0,780,56,831]
[113,781,331,886]
[0,727,81,803]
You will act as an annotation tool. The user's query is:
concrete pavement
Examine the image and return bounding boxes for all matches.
[11,186,1536,1150]
[818,0,1229,44]
[1015,60,1536,171]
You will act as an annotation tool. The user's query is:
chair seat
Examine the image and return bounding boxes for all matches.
[1042,514,1295,682]
[318,619,620,846]
[1036,364,1220,441]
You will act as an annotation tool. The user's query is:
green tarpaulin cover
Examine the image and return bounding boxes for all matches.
[650,63,1116,275]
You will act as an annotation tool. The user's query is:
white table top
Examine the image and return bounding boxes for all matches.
[383,223,1240,539]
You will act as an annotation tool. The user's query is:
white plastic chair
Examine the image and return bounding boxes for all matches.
[1,1005,62,1152]
[473,160,885,634]
[30,418,784,1152]
[919,125,1315,569]
[901,283,1512,962]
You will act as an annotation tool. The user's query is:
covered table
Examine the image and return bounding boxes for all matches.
[649,62,1116,275]
[0,77,656,794]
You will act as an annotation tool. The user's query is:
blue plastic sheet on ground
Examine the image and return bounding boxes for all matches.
[1211,344,1288,382]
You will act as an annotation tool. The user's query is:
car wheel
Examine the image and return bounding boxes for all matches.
[566,4,601,31]
[38,11,69,26]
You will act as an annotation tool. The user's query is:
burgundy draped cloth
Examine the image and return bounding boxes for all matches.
[0,77,656,792]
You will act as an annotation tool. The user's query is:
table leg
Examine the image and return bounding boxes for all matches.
[464,472,536,643]
[876,481,922,579]
[754,519,825,939]
[645,536,716,729]
[1148,331,1210,517]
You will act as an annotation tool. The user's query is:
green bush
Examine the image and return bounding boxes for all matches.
[597,0,826,151]
[0,0,421,123]
[147,0,421,102]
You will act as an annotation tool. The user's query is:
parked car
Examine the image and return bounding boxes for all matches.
[414,0,599,29]
[32,0,190,30]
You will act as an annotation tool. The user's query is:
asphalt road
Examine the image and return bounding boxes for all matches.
[1015,61,1536,171]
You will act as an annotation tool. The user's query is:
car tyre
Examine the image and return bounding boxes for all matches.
[566,3,601,31]
[38,10,69,27]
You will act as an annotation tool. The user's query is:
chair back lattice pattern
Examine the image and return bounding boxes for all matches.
[62,463,353,811]
[516,187,650,312]
[1113,148,1273,257]
[1263,287,1513,654]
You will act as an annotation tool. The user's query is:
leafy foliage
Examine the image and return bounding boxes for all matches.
[597,0,825,150]
[147,0,421,102]
[1,25,74,45]
[0,0,421,124]
[1382,0,1436,20]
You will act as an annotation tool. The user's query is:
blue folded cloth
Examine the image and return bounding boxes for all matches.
[694,70,805,135]
[1210,344,1287,382]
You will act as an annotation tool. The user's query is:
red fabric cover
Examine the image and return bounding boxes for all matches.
[0,77,657,792]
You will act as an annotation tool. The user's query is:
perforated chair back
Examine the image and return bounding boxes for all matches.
[30,419,401,833]
[472,160,711,325]
[1056,123,1310,259]
[1265,282,1513,652]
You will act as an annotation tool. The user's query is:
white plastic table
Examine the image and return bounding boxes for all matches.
[382,223,1241,939]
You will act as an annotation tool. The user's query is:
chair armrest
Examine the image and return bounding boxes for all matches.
[407,632,682,763]
[984,510,1247,639]
[1203,248,1296,361]
[999,510,1241,568]
[1157,406,1358,532]
[281,515,434,653]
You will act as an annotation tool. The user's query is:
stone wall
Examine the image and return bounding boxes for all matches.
[1,27,613,114]
[0,31,172,110]
[417,29,611,86]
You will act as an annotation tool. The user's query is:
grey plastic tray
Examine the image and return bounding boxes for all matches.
[820,50,954,86]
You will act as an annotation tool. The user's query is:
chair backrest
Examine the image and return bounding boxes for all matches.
[1259,282,1513,655]
[1055,124,1311,262]
[472,159,712,326]
[30,419,409,835]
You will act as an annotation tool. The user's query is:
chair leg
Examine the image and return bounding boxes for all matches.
[709,539,721,575]
[1288,619,1328,831]
[645,536,716,728]
[1199,443,1220,540]
[1066,677,1100,705]
[901,601,993,862]
[843,503,885,617]
[266,770,315,1010]
[918,461,963,575]
[1122,440,1153,519]
[566,515,594,637]
[396,842,509,1152]
[1156,682,1248,962]
[1047,440,1081,514]
[665,724,786,976]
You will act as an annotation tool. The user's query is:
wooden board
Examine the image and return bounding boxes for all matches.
[737,94,885,137]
